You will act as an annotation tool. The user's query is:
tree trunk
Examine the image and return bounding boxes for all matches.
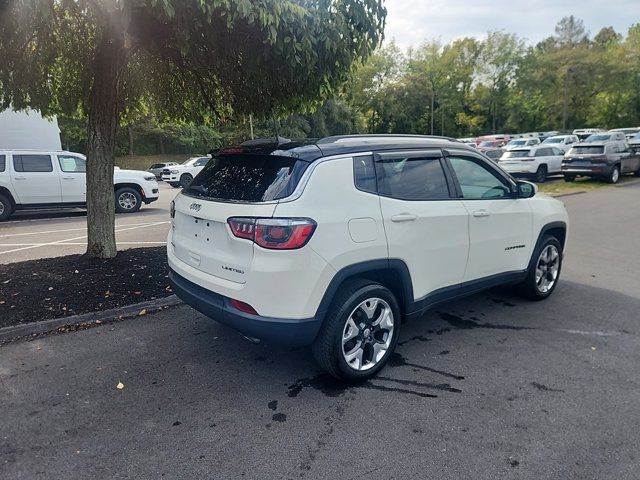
[85,23,127,259]
[127,124,134,156]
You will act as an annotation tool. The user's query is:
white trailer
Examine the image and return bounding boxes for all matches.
[0,110,62,150]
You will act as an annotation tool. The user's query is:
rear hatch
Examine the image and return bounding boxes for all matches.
[564,145,606,166]
[499,149,531,165]
[171,153,310,283]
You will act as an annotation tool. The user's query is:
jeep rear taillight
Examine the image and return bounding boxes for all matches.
[227,217,316,250]
[227,218,256,240]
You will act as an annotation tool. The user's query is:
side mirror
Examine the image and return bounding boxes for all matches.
[516,181,537,198]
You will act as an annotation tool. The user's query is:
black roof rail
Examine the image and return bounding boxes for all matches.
[316,134,460,144]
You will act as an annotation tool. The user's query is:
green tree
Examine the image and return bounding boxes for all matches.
[476,31,525,133]
[0,0,385,258]
[554,15,589,47]
[593,27,622,49]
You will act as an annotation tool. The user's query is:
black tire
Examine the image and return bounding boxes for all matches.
[115,187,142,214]
[179,173,193,189]
[563,175,575,182]
[169,182,180,188]
[516,235,563,301]
[607,165,620,184]
[634,164,640,177]
[312,279,401,383]
[534,165,547,183]
[0,193,14,221]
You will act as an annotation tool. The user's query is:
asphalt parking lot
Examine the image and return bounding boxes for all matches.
[0,182,176,264]
[1,182,640,479]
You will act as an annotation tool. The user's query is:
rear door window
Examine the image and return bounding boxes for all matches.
[13,154,53,172]
[184,154,309,202]
[374,152,451,200]
[0,155,5,172]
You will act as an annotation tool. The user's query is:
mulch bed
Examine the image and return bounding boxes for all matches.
[0,247,172,329]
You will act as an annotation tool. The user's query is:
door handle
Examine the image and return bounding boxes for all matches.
[472,210,491,218]
[13,176,27,180]
[62,177,75,180]
[391,213,417,223]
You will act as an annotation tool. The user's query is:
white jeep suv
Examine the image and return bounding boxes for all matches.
[161,156,210,188]
[499,145,566,183]
[0,150,159,221]
[167,135,569,381]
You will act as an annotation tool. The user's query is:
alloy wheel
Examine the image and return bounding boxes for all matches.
[611,168,620,183]
[535,245,560,293]
[341,297,394,371]
[118,192,138,210]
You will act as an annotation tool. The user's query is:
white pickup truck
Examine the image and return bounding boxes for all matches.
[161,156,211,188]
[0,150,159,221]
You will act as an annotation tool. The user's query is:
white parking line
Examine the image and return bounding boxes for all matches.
[0,221,166,239]
[0,241,167,246]
[0,221,169,255]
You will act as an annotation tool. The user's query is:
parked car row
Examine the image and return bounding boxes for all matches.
[459,127,640,183]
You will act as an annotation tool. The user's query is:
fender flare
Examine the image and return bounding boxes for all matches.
[526,221,567,272]
[313,259,414,319]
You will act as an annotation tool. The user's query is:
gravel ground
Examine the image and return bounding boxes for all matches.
[0,247,170,328]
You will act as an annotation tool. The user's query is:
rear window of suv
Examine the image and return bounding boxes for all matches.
[568,146,605,155]
[184,154,309,202]
[0,155,5,172]
[502,150,531,159]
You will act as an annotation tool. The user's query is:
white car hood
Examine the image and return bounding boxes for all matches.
[115,169,155,181]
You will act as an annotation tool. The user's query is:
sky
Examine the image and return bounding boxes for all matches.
[384,0,640,49]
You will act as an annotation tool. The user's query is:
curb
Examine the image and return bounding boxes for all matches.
[551,190,587,198]
[616,179,640,188]
[0,295,183,345]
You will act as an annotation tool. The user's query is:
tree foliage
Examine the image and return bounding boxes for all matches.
[344,18,640,137]
[0,0,386,257]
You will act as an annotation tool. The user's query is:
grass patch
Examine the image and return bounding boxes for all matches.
[115,154,195,171]
[538,175,640,196]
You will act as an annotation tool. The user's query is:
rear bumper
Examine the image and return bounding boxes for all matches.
[561,163,613,176]
[169,269,322,346]
[500,163,538,174]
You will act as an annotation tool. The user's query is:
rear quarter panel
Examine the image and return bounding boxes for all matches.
[273,156,388,314]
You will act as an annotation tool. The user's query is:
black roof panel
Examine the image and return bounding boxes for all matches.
[215,134,476,161]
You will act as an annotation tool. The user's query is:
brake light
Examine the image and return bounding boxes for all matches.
[227,217,316,250]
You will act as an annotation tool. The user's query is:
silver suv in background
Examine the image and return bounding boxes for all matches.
[541,135,579,152]
[562,142,640,183]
